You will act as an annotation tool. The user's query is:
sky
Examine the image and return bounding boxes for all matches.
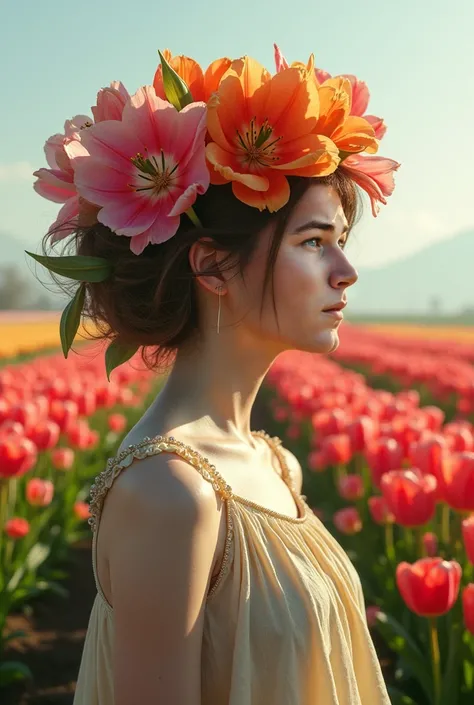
[1,0,473,269]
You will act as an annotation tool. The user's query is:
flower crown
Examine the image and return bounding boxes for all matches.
[28,45,399,378]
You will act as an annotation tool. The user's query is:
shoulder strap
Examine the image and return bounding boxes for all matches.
[252,430,296,492]
[88,435,234,534]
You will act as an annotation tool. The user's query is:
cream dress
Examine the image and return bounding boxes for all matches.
[73,431,391,704]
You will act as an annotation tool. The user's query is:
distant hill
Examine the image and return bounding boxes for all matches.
[351,229,474,315]
[0,231,59,309]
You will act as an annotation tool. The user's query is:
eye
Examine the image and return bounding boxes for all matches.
[302,237,322,249]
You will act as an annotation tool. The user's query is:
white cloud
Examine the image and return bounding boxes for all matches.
[0,161,35,182]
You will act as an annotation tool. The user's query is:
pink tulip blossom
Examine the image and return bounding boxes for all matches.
[67,86,209,255]
[92,81,130,123]
[33,82,129,240]
[341,155,400,217]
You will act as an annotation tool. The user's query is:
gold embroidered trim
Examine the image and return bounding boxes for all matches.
[88,434,234,534]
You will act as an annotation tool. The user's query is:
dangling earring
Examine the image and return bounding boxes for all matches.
[216,285,223,334]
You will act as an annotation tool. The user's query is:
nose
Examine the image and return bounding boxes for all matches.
[329,258,358,290]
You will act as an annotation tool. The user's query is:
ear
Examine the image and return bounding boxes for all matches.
[188,238,228,295]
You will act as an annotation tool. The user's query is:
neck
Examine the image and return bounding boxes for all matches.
[152,330,282,445]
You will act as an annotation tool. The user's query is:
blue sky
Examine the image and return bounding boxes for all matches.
[1,0,473,268]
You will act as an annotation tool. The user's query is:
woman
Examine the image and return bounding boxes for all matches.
[32,47,398,705]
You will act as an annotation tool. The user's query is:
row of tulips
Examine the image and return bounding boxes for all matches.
[0,345,155,688]
[333,324,474,417]
[264,350,474,705]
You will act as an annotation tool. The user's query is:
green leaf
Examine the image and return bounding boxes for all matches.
[26,251,113,282]
[105,339,139,381]
[60,284,85,358]
[158,50,194,111]
[386,686,416,705]
[0,660,33,686]
[376,612,433,699]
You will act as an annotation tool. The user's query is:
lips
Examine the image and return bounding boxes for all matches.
[322,301,347,313]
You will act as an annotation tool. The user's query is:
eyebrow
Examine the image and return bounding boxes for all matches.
[293,220,350,235]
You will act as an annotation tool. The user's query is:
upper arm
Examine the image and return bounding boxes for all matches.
[281,446,304,494]
[100,453,221,705]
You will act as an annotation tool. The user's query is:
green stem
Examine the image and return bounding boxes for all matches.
[429,617,442,705]
[441,504,451,546]
[186,206,202,228]
[417,527,425,558]
[385,522,395,563]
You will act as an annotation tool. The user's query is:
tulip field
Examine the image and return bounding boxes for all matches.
[1,322,474,703]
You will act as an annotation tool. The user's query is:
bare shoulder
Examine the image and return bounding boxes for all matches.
[99,448,223,553]
[280,444,304,494]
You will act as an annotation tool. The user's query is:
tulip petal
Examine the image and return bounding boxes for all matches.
[365,114,387,140]
[232,171,290,212]
[33,169,76,203]
[273,44,289,73]
[203,57,232,99]
[49,197,80,241]
[342,75,370,117]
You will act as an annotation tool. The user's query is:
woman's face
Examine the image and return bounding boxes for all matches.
[227,183,358,355]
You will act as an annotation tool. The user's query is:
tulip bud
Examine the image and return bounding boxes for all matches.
[346,416,377,453]
[108,413,127,434]
[396,558,461,617]
[320,434,352,466]
[333,507,362,535]
[74,501,91,521]
[367,495,394,525]
[51,447,75,471]
[440,452,474,511]
[5,517,30,540]
[26,478,54,507]
[381,469,437,527]
[0,437,37,479]
[366,436,404,488]
[338,474,364,501]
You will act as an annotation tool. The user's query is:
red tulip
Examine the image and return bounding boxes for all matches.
[439,452,474,511]
[49,399,78,434]
[76,390,97,417]
[346,415,377,453]
[51,447,75,471]
[307,450,327,472]
[108,413,127,434]
[0,437,37,479]
[311,408,347,437]
[408,436,450,484]
[10,401,41,433]
[338,474,364,501]
[366,436,404,488]
[27,420,60,451]
[74,501,91,521]
[26,478,54,507]
[286,424,301,440]
[421,406,445,432]
[320,434,352,466]
[381,469,437,527]
[396,558,462,617]
[422,532,438,557]
[333,507,362,535]
[368,495,395,524]
[5,517,30,540]
[67,420,93,449]
[462,584,474,635]
[0,421,25,439]
[462,515,474,565]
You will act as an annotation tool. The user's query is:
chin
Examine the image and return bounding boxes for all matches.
[292,330,340,355]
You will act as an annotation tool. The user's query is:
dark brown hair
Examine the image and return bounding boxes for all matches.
[47,172,361,370]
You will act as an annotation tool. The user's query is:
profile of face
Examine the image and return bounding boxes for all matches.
[225,183,358,356]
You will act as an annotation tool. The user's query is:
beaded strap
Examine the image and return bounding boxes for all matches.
[88,434,234,534]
